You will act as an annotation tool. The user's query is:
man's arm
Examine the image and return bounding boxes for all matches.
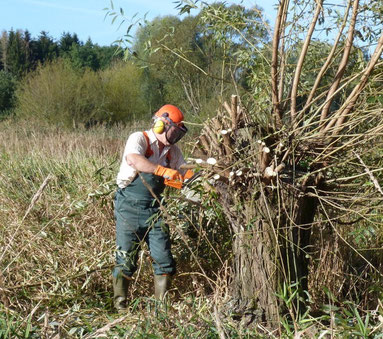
[125,153,157,173]
[126,153,182,181]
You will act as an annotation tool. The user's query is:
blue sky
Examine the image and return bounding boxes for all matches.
[1,0,278,46]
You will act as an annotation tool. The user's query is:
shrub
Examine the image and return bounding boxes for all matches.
[0,70,17,117]
[15,59,150,127]
[15,59,83,127]
[101,61,150,123]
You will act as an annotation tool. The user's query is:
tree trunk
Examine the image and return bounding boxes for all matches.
[217,179,317,328]
[191,96,322,329]
[231,216,280,325]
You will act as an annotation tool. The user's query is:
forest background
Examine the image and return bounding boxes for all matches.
[1,0,383,337]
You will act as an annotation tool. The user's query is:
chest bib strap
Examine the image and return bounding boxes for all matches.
[143,131,171,163]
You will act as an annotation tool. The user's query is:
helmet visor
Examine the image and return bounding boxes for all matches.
[165,122,188,144]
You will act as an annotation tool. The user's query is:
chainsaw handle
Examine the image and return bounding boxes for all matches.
[164,178,183,189]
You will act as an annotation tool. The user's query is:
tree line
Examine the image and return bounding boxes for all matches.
[0,30,122,119]
[0,3,269,126]
[1,3,371,128]
[0,30,120,76]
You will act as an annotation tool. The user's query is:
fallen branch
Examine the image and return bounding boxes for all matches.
[354,152,383,197]
[85,314,130,338]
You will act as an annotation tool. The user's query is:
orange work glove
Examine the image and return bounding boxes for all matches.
[183,169,194,180]
[154,165,182,181]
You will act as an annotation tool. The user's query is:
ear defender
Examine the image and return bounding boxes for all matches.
[153,118,165,134]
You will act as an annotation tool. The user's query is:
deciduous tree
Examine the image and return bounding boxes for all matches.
[178,0,383,330]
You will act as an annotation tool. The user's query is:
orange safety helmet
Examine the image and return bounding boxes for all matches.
[155,104,184,124]
[153,104,187,144]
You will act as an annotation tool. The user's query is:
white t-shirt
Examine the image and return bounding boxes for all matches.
[116,129,186,188]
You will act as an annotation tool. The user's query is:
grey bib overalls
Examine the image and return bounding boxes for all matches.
[113,172,175,278]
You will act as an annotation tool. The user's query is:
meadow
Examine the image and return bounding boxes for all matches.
[2,119,383,338]
[0,119,235,338]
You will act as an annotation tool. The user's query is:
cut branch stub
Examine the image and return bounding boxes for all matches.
[231,95,238,130]
[223,95,239,130]
[203,126,222,156]
[199,134,211,156]
[220,129,234,161]
[258,141,271,172]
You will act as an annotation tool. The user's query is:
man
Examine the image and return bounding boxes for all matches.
[113,104,193,311]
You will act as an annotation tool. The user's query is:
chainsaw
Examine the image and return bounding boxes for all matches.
[164,172,201,189]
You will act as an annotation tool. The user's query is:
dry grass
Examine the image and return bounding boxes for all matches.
[2,117,383,338]
[0,120,126,334]
[0,119,235,338]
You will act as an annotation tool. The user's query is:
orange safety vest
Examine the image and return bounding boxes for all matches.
[143,131,171,163]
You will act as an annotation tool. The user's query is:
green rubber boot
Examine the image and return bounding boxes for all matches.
[154,274,171,301]
[113,275,130,312]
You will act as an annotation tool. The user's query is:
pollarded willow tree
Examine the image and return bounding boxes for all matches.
[111,0,383,329]
[176,0,383,329]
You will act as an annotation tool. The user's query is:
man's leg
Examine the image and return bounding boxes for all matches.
[113,190,142,311]
[112,231,140,311]
[146,217,176,300]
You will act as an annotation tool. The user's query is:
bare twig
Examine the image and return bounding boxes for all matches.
[277,1,289,104]
[213,305,227,339]
[85,314,130,338]
[316,188,382,277]
[0,174,54,265]
[271,0,289,128]
[354,152,383,197]
[320,0,359,126]
[23,174,54,221]
[330,33,383,133]
[230,95,238,130]
[291,0,323,124]
[302,0,352,114]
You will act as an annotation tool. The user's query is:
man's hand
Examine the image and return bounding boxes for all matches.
[154,165,182,181]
